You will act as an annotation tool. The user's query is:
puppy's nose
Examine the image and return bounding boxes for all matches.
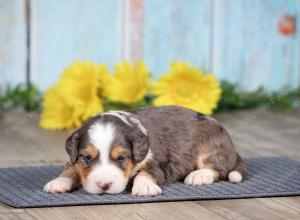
[97,182,112,191]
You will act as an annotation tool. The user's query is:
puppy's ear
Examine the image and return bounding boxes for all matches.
[65,115,101,164]
[65,130,81,164]
[129,130,149,163]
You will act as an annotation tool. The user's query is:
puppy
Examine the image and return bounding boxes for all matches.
[44,106,247,196]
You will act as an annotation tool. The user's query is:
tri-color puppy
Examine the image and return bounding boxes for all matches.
[44,106,247,196]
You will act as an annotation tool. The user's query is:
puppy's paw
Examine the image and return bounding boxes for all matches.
[184,169,215,186]
[44,177,73,193]
[132,175,162,196]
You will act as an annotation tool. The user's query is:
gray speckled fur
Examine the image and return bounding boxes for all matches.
[66,106,247,185]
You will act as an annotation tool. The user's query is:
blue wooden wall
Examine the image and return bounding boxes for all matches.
[0,0,299,91]
[0,0,26,87]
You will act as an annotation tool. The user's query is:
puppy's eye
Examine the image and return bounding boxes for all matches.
[116,156,126,162]
[82,155,93,163]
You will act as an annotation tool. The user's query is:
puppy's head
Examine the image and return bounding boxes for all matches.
[65,114,149,194]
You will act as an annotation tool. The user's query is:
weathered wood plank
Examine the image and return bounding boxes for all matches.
[0,112,69,166]
[197,197,300,220]
[121,0,145,62]
[215,108,300,161]
[1,0,299,91]
[23,202,225,220]
[143,0,212,78]
[30,0,121,90]
[0,0,26,87]
[212,0,300,91]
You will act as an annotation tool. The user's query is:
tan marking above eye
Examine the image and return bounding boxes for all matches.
[76,145,98,186]
[110,145,130,160]
[80,144,99,159]
[124,159,134,179]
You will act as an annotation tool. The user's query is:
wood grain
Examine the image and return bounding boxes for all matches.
[143,0,212,78]
[212,0,300,91]
[30,0,121,90]
[0,0,26,87]
[1,0,299,90]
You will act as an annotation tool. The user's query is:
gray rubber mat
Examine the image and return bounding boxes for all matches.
[0,157,300,208]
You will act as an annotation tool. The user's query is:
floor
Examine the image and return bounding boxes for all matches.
[0,108,300,220]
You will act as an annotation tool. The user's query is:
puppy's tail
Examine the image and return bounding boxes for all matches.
[228,154,248,183]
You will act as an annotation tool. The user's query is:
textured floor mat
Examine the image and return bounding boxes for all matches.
[0,157,300,208]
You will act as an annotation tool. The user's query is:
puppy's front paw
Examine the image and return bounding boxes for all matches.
[44,177,73,193]
[184,169,215,186]
[132,175,162,196]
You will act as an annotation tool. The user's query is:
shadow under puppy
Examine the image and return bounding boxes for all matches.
[44,106,248,196]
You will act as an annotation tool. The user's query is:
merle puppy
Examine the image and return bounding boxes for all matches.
[44,106,247,196]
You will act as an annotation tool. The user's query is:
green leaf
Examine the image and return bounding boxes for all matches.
[0,83,42,112]
[216,81,300,112]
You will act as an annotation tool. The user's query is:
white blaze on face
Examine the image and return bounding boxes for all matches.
[84,122,128,194]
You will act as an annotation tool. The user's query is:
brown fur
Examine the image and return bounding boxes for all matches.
[110,145,135,179]
[60,106,247,193]
[124,160,134,179]
[63,144,137,189]
[59,163,80,189]
[81,144,99,159]
[197,146,211,169]
[76,159,93,187]
[137,171,157,184]
[127,106,247,183]
[76,145,99,187]
[110,145,126,160]
[206,168,220,181]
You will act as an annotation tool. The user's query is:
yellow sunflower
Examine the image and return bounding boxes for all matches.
[152,61,222,115]
[59,61,107,120]
[97,65,111,97]
[40,61,108,130]
[39,84,82,130]
[105,61,150,104]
